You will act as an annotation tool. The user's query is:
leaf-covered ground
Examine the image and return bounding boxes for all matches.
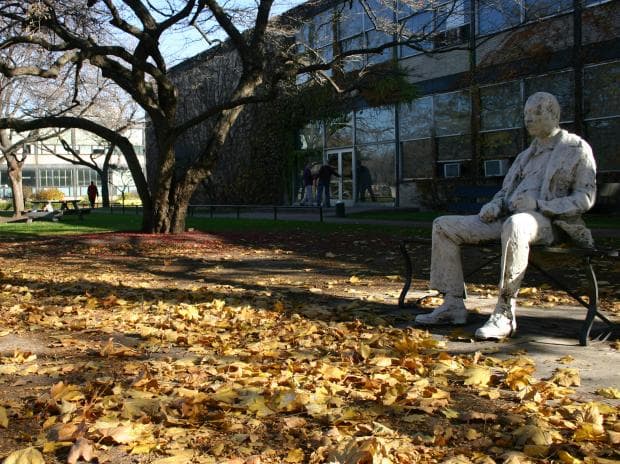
[0,230,618,464]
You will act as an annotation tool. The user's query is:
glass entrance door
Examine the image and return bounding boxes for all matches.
[326,150,354,205]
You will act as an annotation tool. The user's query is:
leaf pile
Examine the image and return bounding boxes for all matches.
[0,232,618,464]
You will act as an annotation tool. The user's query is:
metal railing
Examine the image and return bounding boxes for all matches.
[109,203,325,222]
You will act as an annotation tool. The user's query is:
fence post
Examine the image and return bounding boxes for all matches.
[319,206,323,223]
[236,207,240,219]
[274,206,278,221]
[210,206,214,218]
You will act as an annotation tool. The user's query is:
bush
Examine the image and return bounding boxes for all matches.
[32,188,65,201]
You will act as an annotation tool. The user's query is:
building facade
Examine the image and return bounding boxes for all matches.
[295,0,619,208]
[1,126,146,200]
[162,0,619,209]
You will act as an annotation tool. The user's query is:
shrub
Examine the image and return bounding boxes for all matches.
[32,188,65,201]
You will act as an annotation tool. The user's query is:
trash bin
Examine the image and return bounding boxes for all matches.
[335,201,345,218]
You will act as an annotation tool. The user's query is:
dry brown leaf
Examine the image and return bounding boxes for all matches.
[67,438,96,464]
[0,406,8,428]
[2,447,45,464]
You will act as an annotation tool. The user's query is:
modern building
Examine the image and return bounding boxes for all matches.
[165,0,619,209]
[1,126,146,200]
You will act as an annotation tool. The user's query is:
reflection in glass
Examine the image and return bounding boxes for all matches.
[435,0,469,31]
[399,11,433,57]
[366,29,393,65]
[314,9,334,47]
[356,106,396,144]
[326,113,354,148]
[364,0,396,32]
[434,91,470,136]
[525,71,575,121]
[480,130,522,160]
[341,34,365,71]
[525,0,571,20]
[478,0,521,35]
[399,96,432,140]
[436,134,471,161]
[357,143,396,202]
[584,62,620,120]
[299,122,323,150]
[480,81,522,131]
[338,0,364,39]
[585,119,620,171]
[401,139,433,179]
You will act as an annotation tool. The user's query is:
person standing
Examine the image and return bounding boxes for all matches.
[301,163,315,205]
[315,163,340,207]
[87,181,99,208]
[356,161,376,202]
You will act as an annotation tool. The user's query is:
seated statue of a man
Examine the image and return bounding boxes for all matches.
[415,92,597,340]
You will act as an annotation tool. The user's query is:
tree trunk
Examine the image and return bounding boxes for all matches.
[99,168,111,208]
[6,153,24,217]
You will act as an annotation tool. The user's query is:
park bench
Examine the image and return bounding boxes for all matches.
[398,237,619,346]
[448,185,501,214]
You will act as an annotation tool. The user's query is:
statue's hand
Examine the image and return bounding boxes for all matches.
[479,202,501,223]
[510,194,538,212]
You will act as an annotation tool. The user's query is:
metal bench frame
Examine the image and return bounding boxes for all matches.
[398,238,618,346]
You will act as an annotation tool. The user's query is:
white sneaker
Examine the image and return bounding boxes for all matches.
[475,301,517,340]
[415,296,468,326]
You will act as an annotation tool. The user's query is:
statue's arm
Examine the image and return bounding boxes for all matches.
[537,143,597,217]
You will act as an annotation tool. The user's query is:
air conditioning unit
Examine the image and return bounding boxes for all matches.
[484,159,509,177]
[443,162,461,178]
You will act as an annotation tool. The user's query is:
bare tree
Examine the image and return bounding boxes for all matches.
[0,0,474,232]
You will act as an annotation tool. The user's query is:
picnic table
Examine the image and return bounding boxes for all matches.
[30,199,90,219]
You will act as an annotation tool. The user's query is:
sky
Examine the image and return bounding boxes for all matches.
[158,0,306,65]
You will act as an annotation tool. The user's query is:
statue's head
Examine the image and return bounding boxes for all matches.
[524,92,561,139]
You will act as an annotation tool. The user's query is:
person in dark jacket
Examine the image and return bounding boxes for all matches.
[356,161,376,202]
[315,164,340,207]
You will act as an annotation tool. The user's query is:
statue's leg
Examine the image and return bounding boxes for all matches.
[430,215,502,296]
[419,215,502,326]
[477,212,554,339]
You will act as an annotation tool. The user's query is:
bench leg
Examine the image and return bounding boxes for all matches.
[398,241,413,308]
[579,257,607,346]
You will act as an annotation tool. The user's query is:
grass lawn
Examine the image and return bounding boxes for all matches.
[0,211,430,239]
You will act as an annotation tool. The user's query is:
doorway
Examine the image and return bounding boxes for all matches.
[326,149,354,205]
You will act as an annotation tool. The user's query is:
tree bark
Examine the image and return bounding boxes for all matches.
[6,153,24,216]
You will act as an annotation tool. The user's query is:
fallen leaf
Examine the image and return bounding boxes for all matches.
[595,387,620,399]
[463,367,491,387]
[0,406,8,428]
[3,447,45,464]
[67,438,96,464]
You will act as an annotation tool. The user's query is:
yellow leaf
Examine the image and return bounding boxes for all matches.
[558,450,583,464]
[2,447,45,464]
[523,445,550,458]
[284,448,305,463]
[514,424,552,446]
[441,408,460,419]
[550,368,581,387]
[573,423,606,442]
[595,387,620,399]
[465,428,480,440]
[463,367,491,387]
[349,276,361,284]
[0,406,8,428]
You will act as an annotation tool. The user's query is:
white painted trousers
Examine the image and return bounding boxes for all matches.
[430,212,555,300]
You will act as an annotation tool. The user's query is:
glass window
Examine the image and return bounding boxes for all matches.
[525,0,572,21]
[585,118,620,171]
[434,90,470,136]
[480,81,522,131]
[524,71,575,121]
[318,45,334,64]
[296,22,314,51]
[365,28,393,64]
[357,143,396,200]
[436,134,471,161]
[299,122,323,150]
[584,61,620,120]
[435,0,468,30]
[341,34,364,71]
[356,106,396,144]
[22,169,36,187]
[401,139,434,178]
[364,0,395,32]
[326,113,354,148]
[478,0,521,35]
[480,129,523,159]
[314,9,334,48]
[399,96,433,140]
[399,11,433,57]
[338,0,364,39]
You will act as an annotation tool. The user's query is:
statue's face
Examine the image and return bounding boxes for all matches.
[524,97,559,139]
